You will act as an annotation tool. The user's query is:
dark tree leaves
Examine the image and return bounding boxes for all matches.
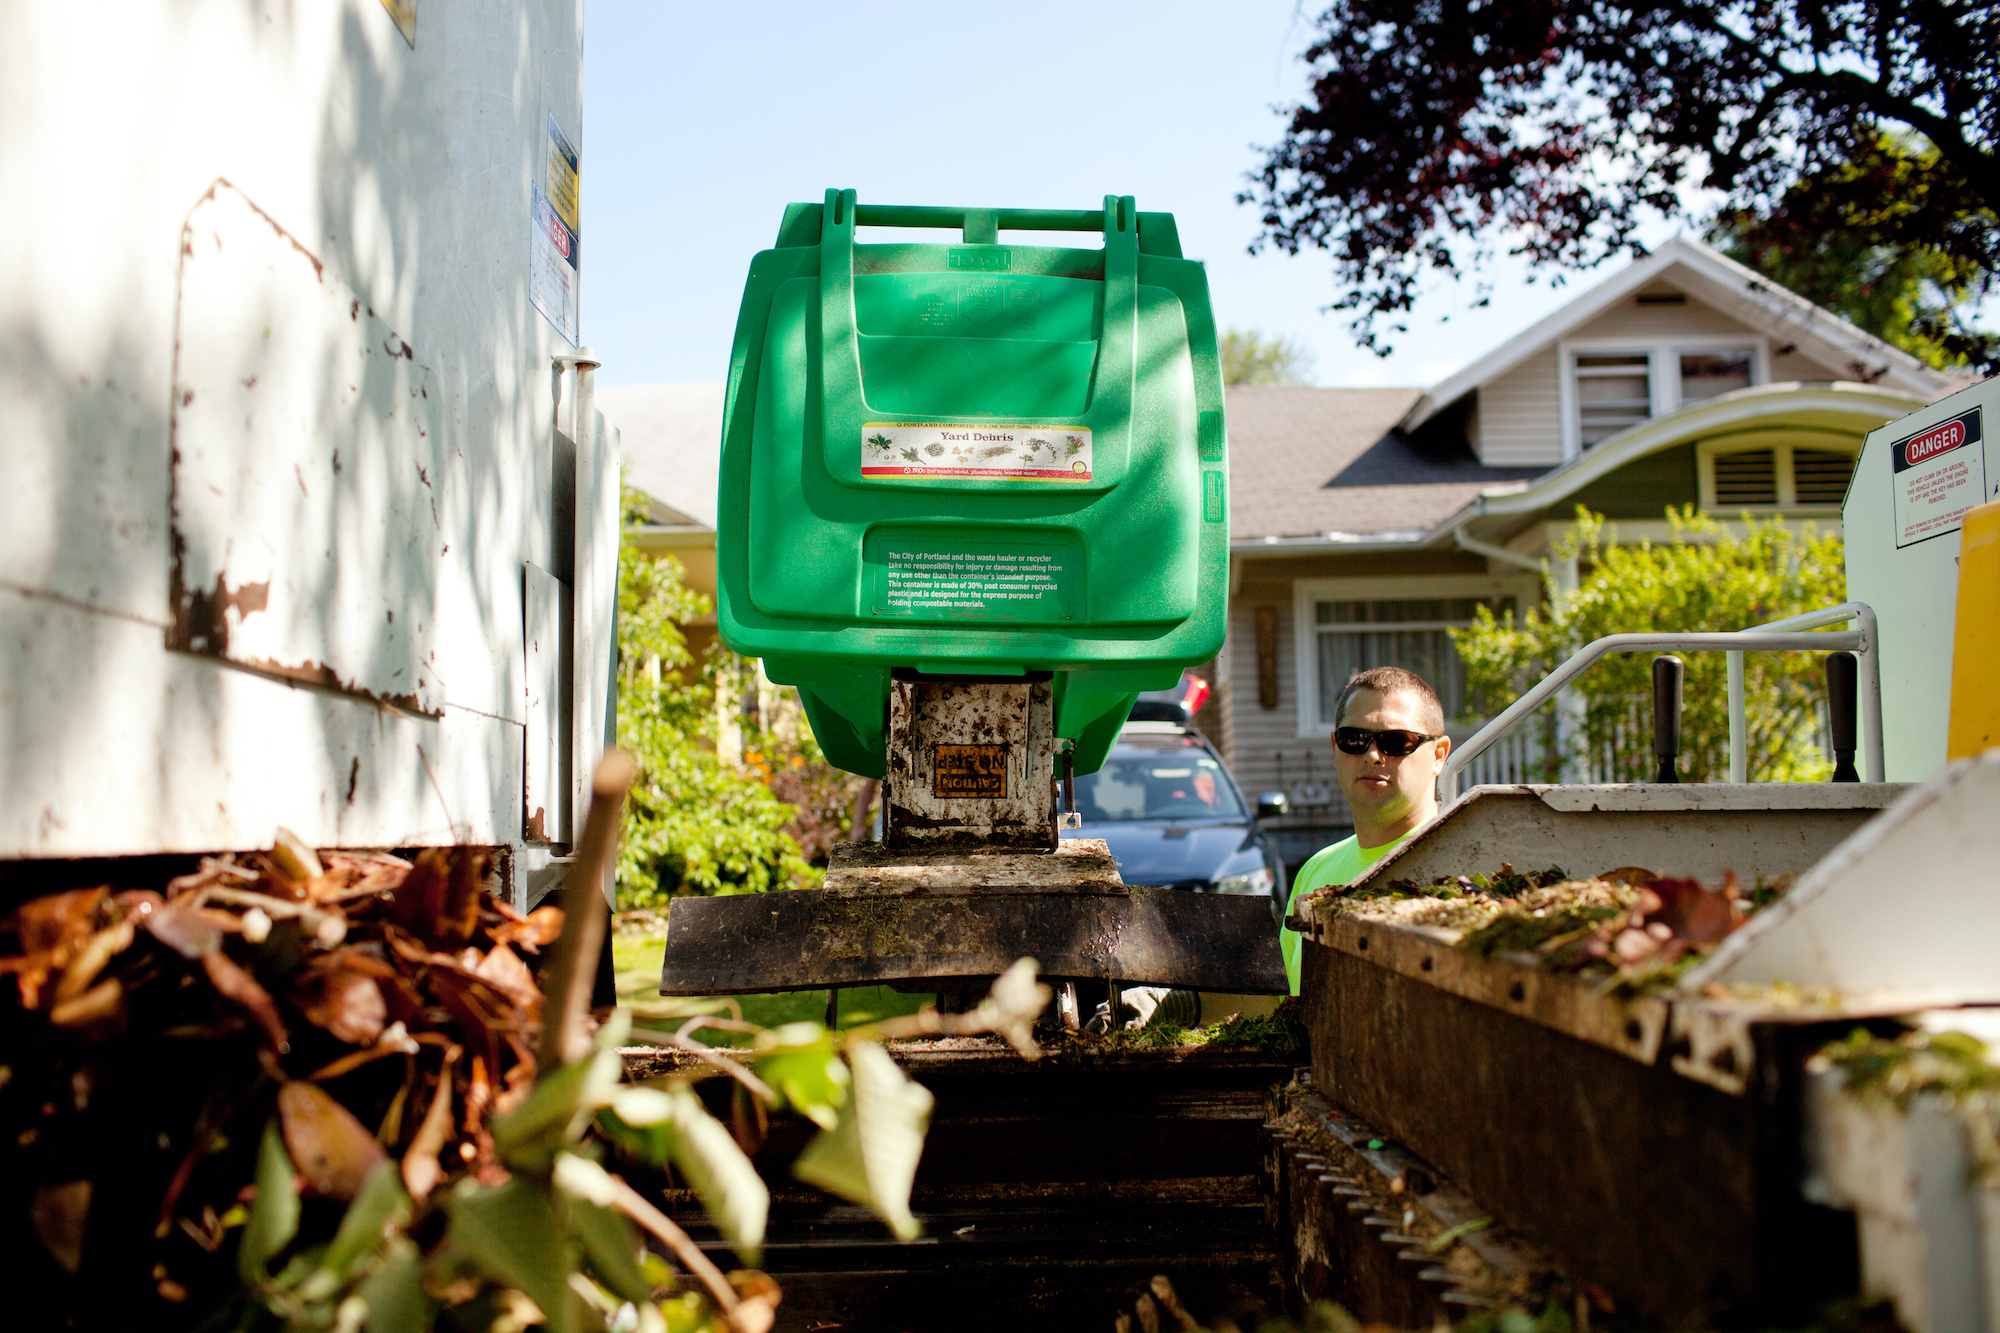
[1247,1,1999,361]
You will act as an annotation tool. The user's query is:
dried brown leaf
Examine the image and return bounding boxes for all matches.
[293,948,393,1046]
[278,1080,388,1199]
[1643,873,1743,947]
[0,887,107,1008]
[54,918,136,1004]
[49,978,125,1029]
[489,905,564,951]
[402,1047,460,1200]
[314,851,412,903]
[30,1180,91,1273]
[439,847,487,951]
[493,1037,536,1119]
[201,950,288,1051]
[464,1055,492,1137]
[424,966,519,1083]
[270,828,325,884]
[164,858,255,898]
[474,942,541,1011]
[388,849,451,947]
[146,899,222,960]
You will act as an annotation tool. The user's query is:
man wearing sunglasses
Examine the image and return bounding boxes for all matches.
[1279,666,1452,993]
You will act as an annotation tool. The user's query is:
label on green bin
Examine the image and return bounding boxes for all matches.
[862,422,1091,482]
[871,537,1076,621]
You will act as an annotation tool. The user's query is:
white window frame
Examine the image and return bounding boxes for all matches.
[1557,336,1771,460]
[1291,574,1540,740]
[1697,429,1861,513]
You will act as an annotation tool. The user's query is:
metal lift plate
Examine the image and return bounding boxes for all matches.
[658,885,1287,996]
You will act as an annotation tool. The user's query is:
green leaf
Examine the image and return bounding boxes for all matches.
[567,1198,653,1305]
[752,1023,848,1128]
[603,1085,767,1264]
[793,1040,933,1239]
[443,1178,574,1330]
[320,1161,411,1280]
[238,1117,300,1282]
[357,1237,425,1333]
[490,1041,624,1171]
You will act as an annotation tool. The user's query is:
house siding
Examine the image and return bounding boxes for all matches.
[1476,347,1563,466]
[1567,443,1700,519]
[1475,297,1857,469]
[1216,544,1488,804]
[1569,297,1760,341]
[1770,347,1843,382]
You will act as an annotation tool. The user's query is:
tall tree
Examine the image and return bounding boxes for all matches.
[1710,133,1997,370]
[1245,1,1999,368]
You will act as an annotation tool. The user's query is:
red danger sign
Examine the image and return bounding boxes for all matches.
[1892,406,1987,548]
[1893,408,1980,473]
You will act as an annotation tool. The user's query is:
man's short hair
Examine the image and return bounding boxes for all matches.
[1335,667,1445,734]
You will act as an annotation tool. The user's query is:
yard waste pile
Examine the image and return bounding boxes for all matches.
[1307,863,1791,991]
[0,803,1036,1332]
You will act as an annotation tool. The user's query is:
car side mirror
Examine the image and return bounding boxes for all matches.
[1255,791,1289,820]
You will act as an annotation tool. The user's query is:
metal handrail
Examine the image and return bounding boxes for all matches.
[1724,602,1880,783]
[1438,602,1880,802]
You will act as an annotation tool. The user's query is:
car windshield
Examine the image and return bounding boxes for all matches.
[1074,742,1245,822]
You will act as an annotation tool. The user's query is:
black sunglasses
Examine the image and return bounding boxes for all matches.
[1333,727,1443,758]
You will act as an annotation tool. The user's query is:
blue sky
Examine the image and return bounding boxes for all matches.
[579,2,1686,390]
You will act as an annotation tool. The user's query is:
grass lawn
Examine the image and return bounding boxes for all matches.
[613,925,933,1046]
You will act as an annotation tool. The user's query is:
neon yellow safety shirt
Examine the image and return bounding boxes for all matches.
[1278,829,1420,994]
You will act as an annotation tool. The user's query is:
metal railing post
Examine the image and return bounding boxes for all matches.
[1857,604,1885,782]
[1727,651,1747,783]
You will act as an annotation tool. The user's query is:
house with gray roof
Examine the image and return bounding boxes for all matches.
[1214,237,1960,866]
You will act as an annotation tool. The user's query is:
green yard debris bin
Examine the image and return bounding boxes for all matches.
[715,190,1228,779]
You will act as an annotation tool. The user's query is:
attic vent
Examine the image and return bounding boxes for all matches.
[1793,449,1857,505]
[1713,450,1778,506]
[1636,292,1687,306]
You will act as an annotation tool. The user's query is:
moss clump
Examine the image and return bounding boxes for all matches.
[1091,998,1308,1056]
[1817,1025,2000,1180]
[1203,999,1308,1056]
[1459,905,1623,960]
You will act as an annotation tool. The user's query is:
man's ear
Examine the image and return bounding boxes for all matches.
[1431,734,1452,772]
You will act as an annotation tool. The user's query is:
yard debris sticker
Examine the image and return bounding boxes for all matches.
[878,546,1071,620]
[934,744,1009,798]
[862,422,1091,481]
[1892,407,1984,548]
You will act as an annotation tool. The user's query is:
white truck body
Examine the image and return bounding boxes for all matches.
[0,1,616,900]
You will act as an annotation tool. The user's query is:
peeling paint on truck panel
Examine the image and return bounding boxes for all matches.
[0,2,608,866]
[168,184,445,716]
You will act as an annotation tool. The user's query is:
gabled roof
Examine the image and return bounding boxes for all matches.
[1231,379,1932,556]
[1228,385,1477,541]
[1447,379,1932,537]
[1402,237,1955,432]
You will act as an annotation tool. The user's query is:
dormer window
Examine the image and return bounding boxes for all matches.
[1575,354,1652,447]
[1678,350,1753,404]
[1560,339,1769,457]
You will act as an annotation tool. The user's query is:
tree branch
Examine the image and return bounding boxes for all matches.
[605,1175,745,1324]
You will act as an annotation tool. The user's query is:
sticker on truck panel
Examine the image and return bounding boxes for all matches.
[934,744,1009,798]
[862,423,1091,481]
[1892,407,1984,549]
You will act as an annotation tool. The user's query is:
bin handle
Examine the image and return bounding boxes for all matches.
[815,188,1137,480]
[849,204,1112,237]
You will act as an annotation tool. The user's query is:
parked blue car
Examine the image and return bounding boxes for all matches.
[1060,675,1290,921]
